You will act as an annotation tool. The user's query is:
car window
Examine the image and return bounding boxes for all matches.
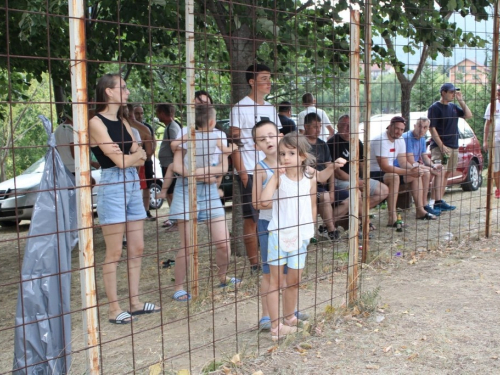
[458,120,474,139]
[21,158,45,175]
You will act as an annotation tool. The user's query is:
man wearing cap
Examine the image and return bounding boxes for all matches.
[428,83,471,210]
[482,85,500,198]
[370,116,437,227]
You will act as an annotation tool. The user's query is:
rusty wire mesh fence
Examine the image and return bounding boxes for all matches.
[1,0,499,373]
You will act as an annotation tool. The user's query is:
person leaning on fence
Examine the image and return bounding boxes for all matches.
[483,85,500,199]
[370,116,438,228]
[277,101,297,135]
[230,63,282,272]
[428,83,471,210]
[169,104,240,302]
[400,117,446,216]
[260,133,316,341]
[89,73,161,325]
[327,114,389,232]
[303,113,346,241]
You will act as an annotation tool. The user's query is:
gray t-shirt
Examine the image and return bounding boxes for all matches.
[158,120,181,167]
[180,131,218,169]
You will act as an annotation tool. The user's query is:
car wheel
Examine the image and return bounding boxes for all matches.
[462,160,481,191]
[149,181,164,210]
[0,220,20,227]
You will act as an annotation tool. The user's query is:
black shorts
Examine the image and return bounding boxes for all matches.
[144,159,154,188]
[370,171,405,185]
[237,174,258,223]
[162,166,177,195]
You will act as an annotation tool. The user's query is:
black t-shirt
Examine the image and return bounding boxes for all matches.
[309,138,331,171]
[327,133,364,178]
[428,101,465,149]
[278,114,297,135]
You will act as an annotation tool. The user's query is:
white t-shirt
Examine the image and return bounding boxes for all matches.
[230,96,282,174]
[484,100,500,142]
[54,123,75,173]
[177,128,226,165]
[131,128,141,143]
[370,131,406,172]
[297,106,333,141]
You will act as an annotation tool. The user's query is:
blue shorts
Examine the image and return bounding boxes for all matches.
[267,231,309,270]
[169,178,225,222]
[97,167,147,225]
[257,219,270,274]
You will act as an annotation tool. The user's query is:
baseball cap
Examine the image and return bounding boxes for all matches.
[387,116,406,128]
[440,83,458,92]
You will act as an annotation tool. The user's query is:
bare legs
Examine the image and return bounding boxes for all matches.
[383,173,400,225]
[268,265,303,329]
[243,218,259,266]
[318,192,335,232]
[174,216,231,299]
[102,220,145,320]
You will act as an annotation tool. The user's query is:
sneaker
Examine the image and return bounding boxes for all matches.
[495,189,500,199]
[295,310,309,320]
[146,211,156,221]
[424,205,441,216]
[434,200,456,211]
[250,264,261,275]
[318,225,328,238]
[328,230,341,242]
[259,316,271,331]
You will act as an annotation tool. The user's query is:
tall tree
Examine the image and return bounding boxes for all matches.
[370,0,491,125]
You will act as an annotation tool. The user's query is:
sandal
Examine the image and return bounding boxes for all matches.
[172,290,191,302]
[417,212,437,221]
[109,311,136,325]
[130,302,161,316]
[284,316,306,327]
[219,277,242,288]
[369,222,376,231]
[270,323,298,341]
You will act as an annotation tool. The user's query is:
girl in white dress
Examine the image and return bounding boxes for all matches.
[261,133,317,341]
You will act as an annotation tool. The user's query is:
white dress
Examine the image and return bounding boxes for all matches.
[267,173,314,247]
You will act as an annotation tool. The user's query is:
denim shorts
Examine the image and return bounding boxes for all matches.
[97,167,147,225]
[257,219,271,274]
[267,231,309,270]
[169,178,225,222]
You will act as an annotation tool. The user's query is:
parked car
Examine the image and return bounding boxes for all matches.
[0,157,166,227]
[360,111,483,191]
[0,158,101,227]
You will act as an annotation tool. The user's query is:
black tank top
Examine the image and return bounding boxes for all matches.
[91,113,133,169]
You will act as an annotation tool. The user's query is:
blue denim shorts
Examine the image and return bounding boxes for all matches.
[267,231,309,270]
[169,178,225,222]
[97,167,147,225]
[257,219,270,274]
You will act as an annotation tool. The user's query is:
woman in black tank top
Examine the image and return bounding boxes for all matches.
[89,74,160,324]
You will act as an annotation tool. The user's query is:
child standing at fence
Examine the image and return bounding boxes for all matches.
[260,133,316,340]
[169,105,240,301]
[251,120,281,331]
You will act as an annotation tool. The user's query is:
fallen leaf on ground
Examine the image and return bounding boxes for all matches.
[252,372,264,375]
[383,345,392,353]
[366,364,380,369]
[407,353,419,361]
[230,354,241,365]
[300,342,312,350]
[149,363,162,375]
[221,367,231,375]
[177,370,190,375]
[267,345,278,353]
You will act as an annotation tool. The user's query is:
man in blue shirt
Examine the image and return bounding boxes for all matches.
[428,83,471,210]
[401,117,452,215]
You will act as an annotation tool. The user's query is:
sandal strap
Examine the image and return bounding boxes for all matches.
[115,311,132,321]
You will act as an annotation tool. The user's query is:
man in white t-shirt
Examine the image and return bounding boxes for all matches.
[483,85,500,198]
[297,93,334,141]
[370,116,436,227]
[230,63,282,272]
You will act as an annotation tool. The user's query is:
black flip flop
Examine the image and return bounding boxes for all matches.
[130,302,161,316]
[417,213,437,221]
[109,311,137,324]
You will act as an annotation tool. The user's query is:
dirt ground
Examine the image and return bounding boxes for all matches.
[1,184,500,374]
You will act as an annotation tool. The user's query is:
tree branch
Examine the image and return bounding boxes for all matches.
[284,0,314,21]
[383,36,409,85]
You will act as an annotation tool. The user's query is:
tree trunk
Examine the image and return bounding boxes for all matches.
[225,25,263,257]
[53,83,66,120]
[401,82,412,130]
